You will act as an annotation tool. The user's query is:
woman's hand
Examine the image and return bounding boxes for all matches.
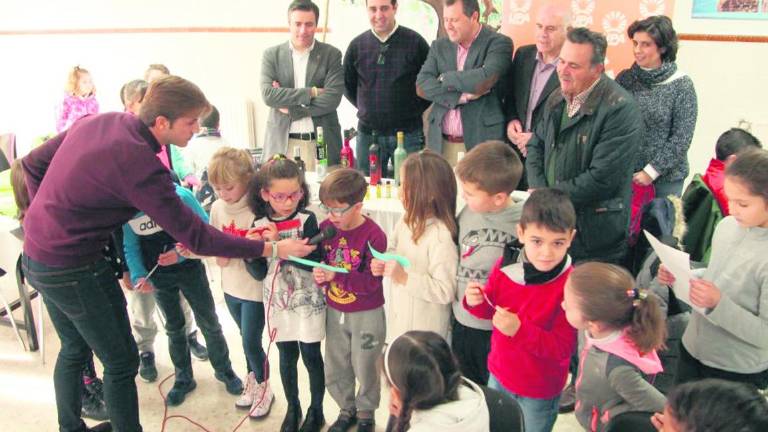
[633,170,653,186]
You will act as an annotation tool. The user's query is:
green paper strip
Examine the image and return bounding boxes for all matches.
[368,242,411,268]
[287,255,349,273]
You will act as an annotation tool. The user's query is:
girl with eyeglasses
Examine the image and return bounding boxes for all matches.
[247,154,327,432]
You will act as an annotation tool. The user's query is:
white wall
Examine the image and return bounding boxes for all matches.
[0,0,437,157]
[671,0,768,178]
[0,0,765,182]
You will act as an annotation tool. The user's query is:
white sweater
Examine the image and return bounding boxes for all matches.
[209,195,263,302]
[387,217,458,341]
[409,378,490,432]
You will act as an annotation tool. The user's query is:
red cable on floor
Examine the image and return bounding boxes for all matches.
[157,261,283,432]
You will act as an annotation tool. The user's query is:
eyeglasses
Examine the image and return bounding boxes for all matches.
[377,43,390,65]
[266,189,304,203]
[319,203,355,217]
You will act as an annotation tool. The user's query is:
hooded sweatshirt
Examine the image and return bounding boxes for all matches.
[408,378,490,432]
[575,330,665,432]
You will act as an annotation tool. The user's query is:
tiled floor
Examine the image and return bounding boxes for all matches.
[0,270,584,432]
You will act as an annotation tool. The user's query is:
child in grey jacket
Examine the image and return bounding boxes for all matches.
[658,148,768,388]
[563,263,667,432]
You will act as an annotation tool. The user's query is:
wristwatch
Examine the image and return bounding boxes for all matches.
[271,241,278,260]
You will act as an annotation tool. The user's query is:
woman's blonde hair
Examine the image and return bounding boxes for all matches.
[65,66,95,97]
[207,147,254,187]
[400,150,457,243]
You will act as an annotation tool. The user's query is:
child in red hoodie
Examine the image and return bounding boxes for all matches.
[464,188,577,432]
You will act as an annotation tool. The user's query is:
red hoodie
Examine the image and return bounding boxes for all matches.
[464,256,576,399]
[702,158,729,216]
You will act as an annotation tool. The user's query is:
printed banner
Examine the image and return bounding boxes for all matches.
[501,0,677,77]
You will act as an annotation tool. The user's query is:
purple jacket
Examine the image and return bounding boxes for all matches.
[22,112,264,267]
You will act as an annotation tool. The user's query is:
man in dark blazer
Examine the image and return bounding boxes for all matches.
[505,4,569,162]
[416,0,512,165]
[261,0,344,169]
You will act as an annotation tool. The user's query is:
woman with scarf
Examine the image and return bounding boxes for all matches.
[617,15,698,199]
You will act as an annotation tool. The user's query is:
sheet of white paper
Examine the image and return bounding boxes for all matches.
[643,230,705,314]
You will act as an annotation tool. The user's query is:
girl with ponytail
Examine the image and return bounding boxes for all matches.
[381,331,489,432]
[562,262,667,432]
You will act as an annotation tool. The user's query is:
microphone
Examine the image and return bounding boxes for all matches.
[307,226,337,245]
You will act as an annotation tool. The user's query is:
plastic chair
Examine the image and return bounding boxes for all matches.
[605,411,656,432]
[480,385,525,432]
[0,254,45,363]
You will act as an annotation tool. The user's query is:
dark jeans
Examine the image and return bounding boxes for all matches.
[151,260,232,381]
[22,254,141,432]
[224,293,268,382]
[277,341,325,410]
[676,342,768,389]
[356,127,424,177]
[451,321,491,386]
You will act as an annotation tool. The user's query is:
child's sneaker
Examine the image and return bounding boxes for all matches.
[235,372,256,409]
[249,380,274,419]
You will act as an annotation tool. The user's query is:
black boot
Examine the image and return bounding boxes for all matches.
[299,407,325,432]
[280,403,302,432]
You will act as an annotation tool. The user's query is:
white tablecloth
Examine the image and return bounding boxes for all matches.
[305,170,529,237]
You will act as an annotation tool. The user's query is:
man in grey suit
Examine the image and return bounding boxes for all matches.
[416,0,512,165]
[504,3,569,190]
[261,0,344,170]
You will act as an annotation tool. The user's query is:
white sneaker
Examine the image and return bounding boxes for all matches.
[235,372,256,409]
[249,379,274,418]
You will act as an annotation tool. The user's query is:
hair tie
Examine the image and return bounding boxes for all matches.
[627,287,648,307]
[383,334,403,390]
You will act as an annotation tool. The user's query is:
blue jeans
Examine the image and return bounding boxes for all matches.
[224,293,268,382]
[355,127,424,177]
[22,255,142,432]
[151,260,232,381]
[488,373,560,432]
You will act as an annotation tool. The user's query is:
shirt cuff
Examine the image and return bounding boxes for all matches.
[643,164,660,181]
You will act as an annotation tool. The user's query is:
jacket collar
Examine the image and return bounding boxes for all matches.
[547,74,608,118]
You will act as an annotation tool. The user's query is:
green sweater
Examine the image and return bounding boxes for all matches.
[682,216,768,374]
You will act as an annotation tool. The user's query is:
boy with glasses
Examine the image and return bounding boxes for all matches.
[312,168,387,432]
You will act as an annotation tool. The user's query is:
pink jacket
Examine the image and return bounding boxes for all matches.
[57,94,99,132]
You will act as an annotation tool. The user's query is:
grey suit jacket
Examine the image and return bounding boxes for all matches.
[260,40,344,165]
[416,26,513,152]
